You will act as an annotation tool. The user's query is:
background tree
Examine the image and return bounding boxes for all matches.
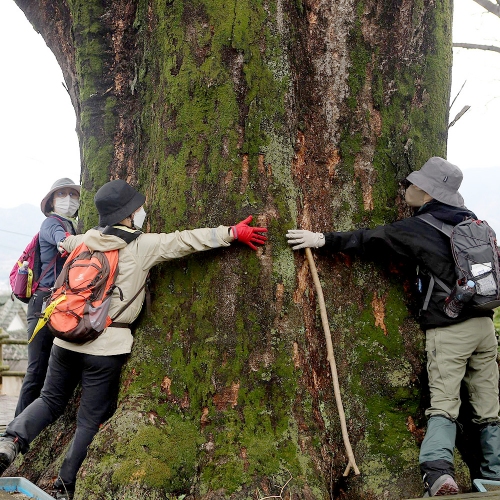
[7,0,456,498]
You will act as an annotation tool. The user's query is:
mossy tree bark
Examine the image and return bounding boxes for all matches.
[10,0,454,498]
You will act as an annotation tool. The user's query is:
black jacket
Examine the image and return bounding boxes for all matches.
[323,200,493,330]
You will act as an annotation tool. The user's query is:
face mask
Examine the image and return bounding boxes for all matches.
[54,196,80,217]
[133,207,147,229]
[405,185,428,208]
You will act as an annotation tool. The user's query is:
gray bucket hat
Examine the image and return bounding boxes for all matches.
[94,179,146,227]
[406,157,464,207]
[40,178,81,215]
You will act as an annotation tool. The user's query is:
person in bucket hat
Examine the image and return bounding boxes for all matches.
[0,179,267,499]
[406,156,464,208]
[94,178,146,227]
[40,178,81,216]
[14,178,80,417]
[285,157,500,496]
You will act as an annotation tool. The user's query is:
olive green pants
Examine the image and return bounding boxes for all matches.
[425,316,499,423]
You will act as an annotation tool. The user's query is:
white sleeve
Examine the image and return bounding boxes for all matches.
[134,226,233,270]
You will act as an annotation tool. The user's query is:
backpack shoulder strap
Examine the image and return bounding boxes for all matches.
[416,213,453,237]
[110,274,150,323]
[98,228,147,325]
[47,214,74,234]
[416,214,455,312]
[419,271,452,312]
[36,251,59,285]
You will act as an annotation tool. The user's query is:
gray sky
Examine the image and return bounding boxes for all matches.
[448,0,500,170]
[0,0,498,208]
[0,1,80,208]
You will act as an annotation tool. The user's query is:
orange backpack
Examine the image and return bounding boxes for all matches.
[43,242,120,344]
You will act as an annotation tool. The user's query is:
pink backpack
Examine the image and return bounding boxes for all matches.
[10,218,67,303]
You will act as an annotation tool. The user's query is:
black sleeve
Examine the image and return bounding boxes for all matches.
[323,219,419,263]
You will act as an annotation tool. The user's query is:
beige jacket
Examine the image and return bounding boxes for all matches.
[55,225,233,355]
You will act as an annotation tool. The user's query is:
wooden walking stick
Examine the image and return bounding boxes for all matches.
[304,247,360,476]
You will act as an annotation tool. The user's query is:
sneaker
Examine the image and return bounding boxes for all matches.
[0,436,20,475]
[423,474,459,496]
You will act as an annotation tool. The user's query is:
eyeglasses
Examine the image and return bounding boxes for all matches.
[400,179,413,189]
[54,189,80,199]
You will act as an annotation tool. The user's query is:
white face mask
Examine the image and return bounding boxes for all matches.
[133,207,147,229]
[54,196,80,217]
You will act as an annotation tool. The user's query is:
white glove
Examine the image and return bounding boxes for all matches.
[286,229,325,250]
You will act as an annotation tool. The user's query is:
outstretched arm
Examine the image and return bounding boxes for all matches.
[286,219,418,262]
[138,216,267,270]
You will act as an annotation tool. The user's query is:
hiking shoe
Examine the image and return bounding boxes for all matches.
[0,436,20,475]
[423,474,459,496]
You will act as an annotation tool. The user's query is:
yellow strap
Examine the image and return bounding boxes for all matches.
[26,269,33,299]
[28,295,66,344]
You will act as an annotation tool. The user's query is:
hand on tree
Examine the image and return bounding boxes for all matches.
[286,229,325,250]
[231,216,267,251]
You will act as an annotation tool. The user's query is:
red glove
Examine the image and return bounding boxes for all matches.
[231,216,268,251]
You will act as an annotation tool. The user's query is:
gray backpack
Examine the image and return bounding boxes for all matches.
[417,213,500,311]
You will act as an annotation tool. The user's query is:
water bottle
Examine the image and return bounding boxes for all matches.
[443,279,476,318]
[13,261,30,296]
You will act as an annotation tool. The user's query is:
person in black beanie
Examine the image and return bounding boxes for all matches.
[0,179,267,499]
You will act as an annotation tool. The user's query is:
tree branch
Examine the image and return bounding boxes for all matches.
[453,42,500,54]
[473,0,500,17]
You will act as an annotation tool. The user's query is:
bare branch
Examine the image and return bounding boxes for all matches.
[453,42,500,54]
[450,80,467,111]
[448,105,471,128]
[473,0,500,17]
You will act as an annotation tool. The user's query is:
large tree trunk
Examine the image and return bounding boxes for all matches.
[10,0,454,498]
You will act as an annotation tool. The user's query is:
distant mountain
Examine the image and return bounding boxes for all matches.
[0,205,45,292]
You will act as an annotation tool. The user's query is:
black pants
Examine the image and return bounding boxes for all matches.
[15,290,53,416]
[7,345,126,486]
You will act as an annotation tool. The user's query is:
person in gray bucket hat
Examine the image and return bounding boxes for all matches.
[407,157,465,208]
[285,157,500,496]
[14,178,80,418]
[40,178,81,216]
